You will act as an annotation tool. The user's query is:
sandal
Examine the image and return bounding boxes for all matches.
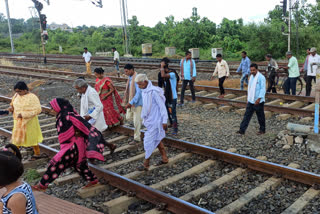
[128,140,139,145]
[32,184,47,192]
[154,160,168,166]
[82,180,99,189]
[29,153,48,161]
[137,165,149,171]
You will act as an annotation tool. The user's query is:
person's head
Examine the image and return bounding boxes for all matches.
[307,48,311,55]
[135,74,149,89]
[49,98,75,115]
[161,57,170,72]
[250,63,258,76]
[0,144,23,188]
[94,67,104,79]
[216,54,222,62]
[112,47,116,52]
[265,54,272,61]
[310,47,317,56]
[124,64,135,76]
[185,51,192,60]
[84,47,88,53]
[241,51,247,58]
[14,81,29,96]
[73,78,88,94]
[286,51,292,59]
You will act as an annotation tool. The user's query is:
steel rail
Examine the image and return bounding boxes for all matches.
[112,126,320,187]
[0,95,319,187]
[0,107,213,214]
[0,65,315,103]
[0,68,315,116]
[0,52,304,67]
[0,56,295,75]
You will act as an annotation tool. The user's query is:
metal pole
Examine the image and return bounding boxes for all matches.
[295,0,299,59]
[5,0,14,53]
[38,13,46,64]
[288,0,291,52]
[121,0,129,55]
[314,66,320,134]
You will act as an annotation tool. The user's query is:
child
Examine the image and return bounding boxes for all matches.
[0,144,38,214]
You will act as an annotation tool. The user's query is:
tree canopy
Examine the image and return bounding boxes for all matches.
[0,0,319,61]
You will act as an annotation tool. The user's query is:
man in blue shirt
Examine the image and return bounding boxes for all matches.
[158,57,179,135]
[236,51,251,90]
[179,51,197,106]
[123,64,143,144]
[236,63,266,135]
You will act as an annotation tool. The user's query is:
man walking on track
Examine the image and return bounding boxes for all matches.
[135,74,169,171]
[112,47,120,77]
[179,51,197,106]
[210,54,230,98]
[265,54,278,93]
[82,47,92,75]
[305,47,320,96]
[236,63,266,135]
[280,51,300,95]
[123,64,143,145]
[236,51,251,90]
[73,78,108,133]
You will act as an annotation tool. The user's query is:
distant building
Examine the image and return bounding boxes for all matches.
[48,23,73,32]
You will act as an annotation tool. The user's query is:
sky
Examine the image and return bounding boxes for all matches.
[0,0,317,27]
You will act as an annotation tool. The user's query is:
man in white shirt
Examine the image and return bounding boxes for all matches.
[82,47,92,75]
[306,47,320,96]
[73,78,108,132]
[210,54,230,98]
[112,47,120,77]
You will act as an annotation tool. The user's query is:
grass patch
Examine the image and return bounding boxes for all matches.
[196,78,246,89]
[24,169,41,183]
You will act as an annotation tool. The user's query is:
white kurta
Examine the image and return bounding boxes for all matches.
[307,54,320,76]
[80,86,108,132]
[141,81,168,159]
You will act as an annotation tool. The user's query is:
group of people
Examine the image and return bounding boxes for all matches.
[1,47,319,213]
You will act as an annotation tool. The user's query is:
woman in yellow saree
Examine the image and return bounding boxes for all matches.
[8,81,44,160]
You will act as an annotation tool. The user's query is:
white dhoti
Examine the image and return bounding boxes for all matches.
[144,123,165,159]
[141,81,168,159]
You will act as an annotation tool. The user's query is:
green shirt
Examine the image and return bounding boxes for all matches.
[288,56,300,78]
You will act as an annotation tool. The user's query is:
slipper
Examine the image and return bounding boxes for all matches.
[82,180,99,189]
[29,153,48,161]
[129,140,139,145]
[154,160,168,166]
[137,165,149,171]
[32,184,47,192]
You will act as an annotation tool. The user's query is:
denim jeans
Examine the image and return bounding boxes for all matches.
[114,61,119,72]
[240,74,248,90]
[166,99,178,132]
[180,80,196,104]
[284,77,298,95]
[239,102,265,133]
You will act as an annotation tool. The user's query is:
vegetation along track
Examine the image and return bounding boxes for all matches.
[0,97,319,214]
[0,65,316,120]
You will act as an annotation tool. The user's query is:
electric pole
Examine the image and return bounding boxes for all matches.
[288,0,291,52]
[120,0,130,55]
[5,0,14,53]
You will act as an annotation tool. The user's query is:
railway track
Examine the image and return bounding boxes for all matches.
[0,97,319,213]
[0,65,316,121]
[0,53,302,75]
